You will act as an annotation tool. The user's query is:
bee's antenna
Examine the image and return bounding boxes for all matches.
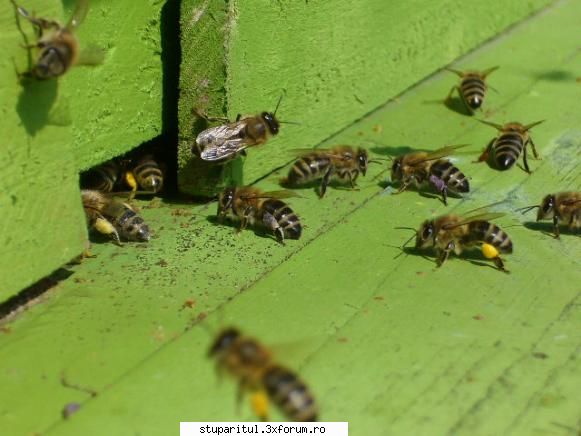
[273,92,285,116]
[476,119,504,130]
[515,205,540,214]
[524,120,545,131]
[395,227,417,250]
[369,157,391,164]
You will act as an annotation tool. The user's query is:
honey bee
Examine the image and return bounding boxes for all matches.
[518,192,581,238]
[80,160,121,193]
[390,144,470,205]
[209,327,318,422]
[445,66,498,114]
[217,187,302,244]
[476,120,544,173]
[81,190,150,244]
[194,96,286,162]
[413,206,513,272]
[124,154,165,200]
[14,0,89,79]
[281,146,369,198]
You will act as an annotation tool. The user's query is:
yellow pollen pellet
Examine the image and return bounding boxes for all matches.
[481,243,499,259]
[250,390,269,421]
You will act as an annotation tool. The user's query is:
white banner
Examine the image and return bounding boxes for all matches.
[180,422,348,436]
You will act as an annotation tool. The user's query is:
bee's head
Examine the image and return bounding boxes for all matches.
[416,220,435,249]
[35,47,70,79]
[217,187,236,218]
[261,112,280,136]
[357,148,369,176]
[391,157,404,181]
[208,327,240,357]
[538,194,556,221]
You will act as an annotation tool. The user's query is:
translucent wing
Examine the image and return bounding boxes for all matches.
[561,198,581,206]
[408,144,469,165]
[240,190,301,200]
[67,0,90,30]
[288,147,355,161]
[442,212,506,229]
[77,45,106,66]
[197,123,248,161]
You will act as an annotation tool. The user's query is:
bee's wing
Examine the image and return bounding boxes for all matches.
[240,190,301,200]
[287,148,335,157]
[561,198,581,207]
[443,212,506,229]
[77,45,106,66]
[408,144,470,165]
[67,0,90,30]
[198,123,248,161]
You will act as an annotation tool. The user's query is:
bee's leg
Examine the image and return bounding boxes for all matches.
[492,256,509,273]
[124,171,138,201]
[444,86,458,103]
[236,379,248,414]
[529,137,541,159]
[553,215,561,239]
[521,143,532,174]
[238,207,255,233]
[436,241,454,267]
[349,170,359,188]
[319,167,334,198]
[235,114,242,122]
[429,175,448,205]
[474,139,494,163]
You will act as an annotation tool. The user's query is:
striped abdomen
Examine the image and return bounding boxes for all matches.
[133,156,164,192]
[105,202,150,242]
[262,200,302,240]
[493,132,524,170]
[262,366,317,422]
[430,160,469,193]
[81,161,120,192]
[286,155,331,185]
[460,75,486,110]
[465,221,512,254]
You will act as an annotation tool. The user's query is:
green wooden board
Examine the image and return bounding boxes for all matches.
[1,0,580,435]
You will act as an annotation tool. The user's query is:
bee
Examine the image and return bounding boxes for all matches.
[282,146,369,198]
[390,144,469,205]
[124,154,165,200]
[217,187,302,244]
[80,160,122,193]
[476,120,544,173]
[194,96,286,162]
[413,206,513,272]
[209,327,318,422]
[81,190,150,244]
[13,0,89,79]
[518,192,581,238]
[445,66,498,114]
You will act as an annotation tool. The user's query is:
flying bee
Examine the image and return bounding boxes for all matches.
[194,96,292,162]
[209,327,318,422]
[390,144,470,205]
[124,154,165,200]
[81,190,150,244]
[518,192,581,238]
[281,146,369,198]
[445,66,498,114]
[13,0,90,79]
[476,120,544,173]
[410,205,513,272]
[217,187,302,244]
[80,159,122,193]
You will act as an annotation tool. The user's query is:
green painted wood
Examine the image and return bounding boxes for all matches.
[0,0,86,299]
[177,0,552,194]
[1,0,166,298]
[62,0,165,170]
[1,1,580,434]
